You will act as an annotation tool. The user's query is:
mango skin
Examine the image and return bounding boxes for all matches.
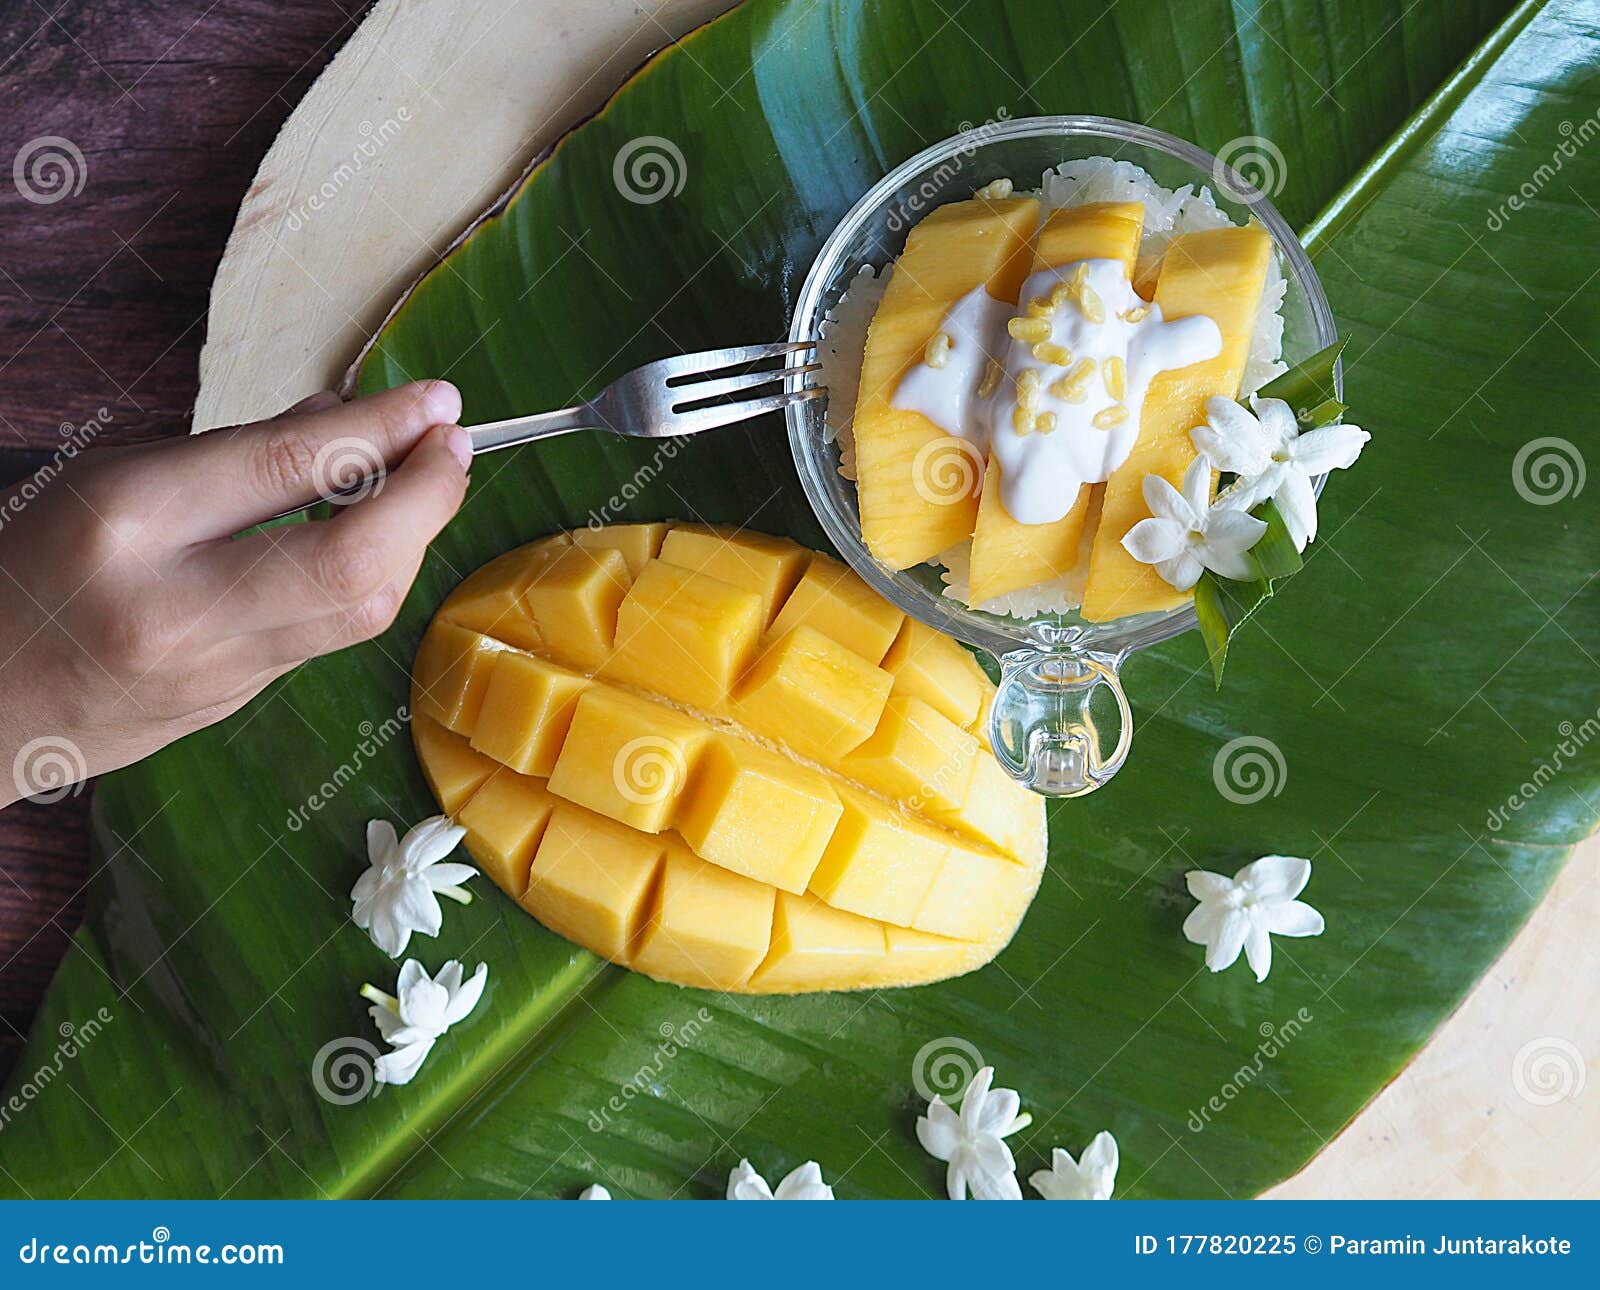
[412,523,1047,994]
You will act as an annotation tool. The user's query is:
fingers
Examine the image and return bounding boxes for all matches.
[190,425,471,650]
[162,379,463,540]
[280,390,343,417]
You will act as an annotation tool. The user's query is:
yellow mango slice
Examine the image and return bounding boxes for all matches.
[522,545,630,669]
[438,542,562,651]
[604,559,764,709]
[469,651,588,776]
[880,618,988,728]
[749,892,889,993]
[658,525,808,625]
[968,203,1145,606]
[631,847,776,990]
[455,769,556,895]
[732,625,893,761]
[845,694,979,814]
[416,523,1047,994]
[1082,226,1271,621]
[522,805,664,961]
[914,841,1042,941]
[412,716,498,814]
[807,786,947,926]
[412,622,503,735]
[570,521,668,576]
[768,553,904,663]
[544,687,707,832]
[854,195,1041,569]
[675,736,842,894]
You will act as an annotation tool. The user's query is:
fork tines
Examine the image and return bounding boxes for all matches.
[663,340,826,433]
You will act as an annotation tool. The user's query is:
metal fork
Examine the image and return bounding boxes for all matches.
[269,341,823,521]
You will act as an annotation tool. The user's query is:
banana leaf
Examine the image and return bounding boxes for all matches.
[4,0,1598,1199]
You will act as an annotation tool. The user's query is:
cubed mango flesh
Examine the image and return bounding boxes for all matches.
[414,523,1047,994]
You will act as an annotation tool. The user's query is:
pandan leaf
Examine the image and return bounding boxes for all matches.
[4,0,1597,1201]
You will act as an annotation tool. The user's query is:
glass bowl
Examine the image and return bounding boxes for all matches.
[785,115,1338,797]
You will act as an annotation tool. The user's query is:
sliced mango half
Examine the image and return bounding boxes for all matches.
[412,522,1046,994]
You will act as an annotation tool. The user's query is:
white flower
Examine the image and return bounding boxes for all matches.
[352,815,477,957]
[726,1158,834,1200]
[1122,456,1269,590]
[1193,395,1368,551]
[360,958,488,1085]
[579,1184,611,1200]
[915,1066,1030,1200]
[1183,856,1325,982]
[1030,1132,1118,1199]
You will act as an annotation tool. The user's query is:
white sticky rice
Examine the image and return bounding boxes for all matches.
[816,156,1289,618]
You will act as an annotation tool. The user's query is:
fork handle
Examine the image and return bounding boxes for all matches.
[255,404,589,524]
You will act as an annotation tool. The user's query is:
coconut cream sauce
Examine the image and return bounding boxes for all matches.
[893,259,1223,525]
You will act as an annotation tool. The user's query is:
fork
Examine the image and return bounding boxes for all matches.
[268,341,823,521]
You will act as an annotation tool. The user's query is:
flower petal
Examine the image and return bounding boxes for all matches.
[773,1162,834,1200]
[1277,467,1318,550]
[579,1184,611,1200]
[1153,548,1204,591]
[1182,902,1227,948]
[366,819,398,866]
[959,1066,995,1132]
[1185,870,1236,902]
[1205,909,1249,973]
[1291,423,1368,475]
[1179,456,1214,522]
[726,1159,773,1200]
[1250,396,1299,449]
[1123,516,1188,565]
[1243,923,1274,982]
[916,1103,960,1161]
[1196,396,1274,473]
[1240,855,1312,901]
[1080,1130,1119,1191]
[392,881,444,941]
[374,1039,434,1086]
[407,816,468,868]
[1141,473,1193,527]
[426,863,478,889]
[1263,899,1325,939]
[443,962,489,1025]
[970,1085,1021,1138]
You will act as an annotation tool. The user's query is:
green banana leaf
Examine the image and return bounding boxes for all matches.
[4,0,1597,1199]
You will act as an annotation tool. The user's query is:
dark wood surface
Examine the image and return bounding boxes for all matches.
[0,0,367,1079]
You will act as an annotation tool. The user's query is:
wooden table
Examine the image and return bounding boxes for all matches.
[4,0,1596,1197]
[0,0,365,1076]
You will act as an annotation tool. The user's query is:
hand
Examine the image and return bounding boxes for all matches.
[0,381,471,807]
